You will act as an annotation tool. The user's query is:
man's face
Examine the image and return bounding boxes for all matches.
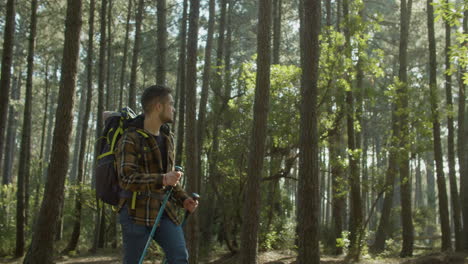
[158,94,175,123]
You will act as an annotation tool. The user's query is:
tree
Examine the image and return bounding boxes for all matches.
[398,0,414,257]
[185,0,201,262]
[443,0,462,252]
[15,0,38,257]
[118,0,132,109]
[239,0,272,262]
[427,0,451,251]
[23,0,82,262]
[0,0,16,172]
[156,0,167,85]
[63,0,95,253]
[297,0,320,262]
[129,0,144,110]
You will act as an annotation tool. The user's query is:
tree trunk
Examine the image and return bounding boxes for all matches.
[63,0,95,254]
[240,0,271,262]
[398,0,414,257]
[106,0,113,110]
[443,0,462,252]
[272,0,281,64]
[427,0,451,251]
[2,73,20,185]
[175,0,188,166]
[185,0,200,262]
[0,0,16,170]
[223,0,234,101]
[128,0,144,110]
[197,0,215,249]
[23,0,82,262]
[459,6,468,251]
[330,123,344,255]
[343,0,362,260]
[15,0,37,257]
[297,0,320,263]
[118,0,132,110]
[156,0,167,85]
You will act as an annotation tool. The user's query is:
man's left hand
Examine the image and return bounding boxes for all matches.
[183,198,199,213]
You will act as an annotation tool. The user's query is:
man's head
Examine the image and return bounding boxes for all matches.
[141,85,175,123]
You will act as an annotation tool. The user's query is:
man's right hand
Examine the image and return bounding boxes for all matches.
[164,171,182,186]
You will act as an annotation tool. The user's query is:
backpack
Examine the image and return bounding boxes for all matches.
[95,107,137,206]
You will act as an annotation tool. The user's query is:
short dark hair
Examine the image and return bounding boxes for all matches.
[141,85,173,114]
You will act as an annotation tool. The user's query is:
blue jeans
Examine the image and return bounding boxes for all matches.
[119,206,189,264]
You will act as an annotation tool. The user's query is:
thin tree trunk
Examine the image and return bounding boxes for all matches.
[128,0,144,110]
[197,0,215,249]
[272,0,281,64]
[427,0,451,251]
[23,0,82,262]
[240,0,271,262]
[185,0,200,262]
[118,0,132,110]
[175,0,188,166]
[443,0,462,251]
[106,0,113,110]
[156,0,167,85]
[16,0,37,257]
[398,0,414,257]
[297,0,320,263]
[0,0,16,170]
[2,73,20,185]
[63,0,95,254]
[459,6,468,251]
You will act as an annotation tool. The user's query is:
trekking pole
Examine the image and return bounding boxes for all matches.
[138,166,183,264]
[162,192,200,264]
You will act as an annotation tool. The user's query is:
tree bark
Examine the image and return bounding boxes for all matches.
[2,73,20,185]
[106,0,113,110]
[63,0,95,254]
[297,0,320,263]
[0,0,16,170]
[16,0,37,257]
[427,0,451,251]
[443,0,462,252]
[185,0,200,262]
[398,0,414,257]
[23,0,82,262]
[118,0,132,110]
[175,0,188,166]
[240,0,271,262]
[128,0,144,110]
[272,0,282,64]
[156,0,167,85]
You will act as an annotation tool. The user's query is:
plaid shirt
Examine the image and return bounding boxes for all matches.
[115,124,189,226]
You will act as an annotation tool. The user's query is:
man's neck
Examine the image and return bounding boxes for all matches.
[144,115,162,136]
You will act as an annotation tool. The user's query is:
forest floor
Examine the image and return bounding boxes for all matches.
[1,250,468,263]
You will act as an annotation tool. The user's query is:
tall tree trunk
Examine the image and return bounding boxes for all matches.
[185,0,200,262]
[118,0,132,110]
[0,0,16,170]
[297,0,320,263]
[106,0,113,110]
[197,0,215,249]
[330,123,344,255]
[175,0,188,166]
[16,0,38,257]
[23,0,82,262]
[63,0,95,254]
[239,0,271,262]
[459,6,468,251]
[2,73,20,185]
[91,0,108,252]
[398,0,414,257]
[443,0,462,252]
[272,0,282,64]
[156,0,167,85]
[128,0,144,110]
[223,0,234,100]
[427,0,451,251]
[343,0,362,260]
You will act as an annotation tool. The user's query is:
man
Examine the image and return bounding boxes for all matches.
[116,85,198,264]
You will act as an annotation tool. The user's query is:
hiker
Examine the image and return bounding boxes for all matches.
[115,85,198,264]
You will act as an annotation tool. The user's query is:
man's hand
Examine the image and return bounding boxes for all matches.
[164,171,182,186]
[183,197,199,213]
